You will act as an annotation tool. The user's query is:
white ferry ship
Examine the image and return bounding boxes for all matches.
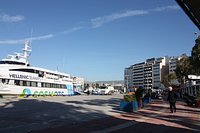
[0,40,74,96]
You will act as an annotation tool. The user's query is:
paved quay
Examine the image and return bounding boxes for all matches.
[0,95,123,133]
[31,99,200,133]
[0,95,200,133]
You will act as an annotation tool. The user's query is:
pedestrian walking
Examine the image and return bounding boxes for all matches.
[168,86,177,113]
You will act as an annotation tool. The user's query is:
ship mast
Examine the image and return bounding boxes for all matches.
[22,40,32,66]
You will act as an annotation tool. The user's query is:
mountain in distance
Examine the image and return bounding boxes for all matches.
[92,80,124,86]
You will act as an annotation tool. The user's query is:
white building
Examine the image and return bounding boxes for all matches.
[133,62,145,88]
[124,66,133,90]
[124,57,169,91]
[169,54,187,74]
[72,77,85,92]
[152,57,169,89]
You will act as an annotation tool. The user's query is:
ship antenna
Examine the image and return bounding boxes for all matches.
[30,29,33,46]
[23,30,33,66]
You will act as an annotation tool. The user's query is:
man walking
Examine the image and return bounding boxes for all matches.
[168,86,177,113]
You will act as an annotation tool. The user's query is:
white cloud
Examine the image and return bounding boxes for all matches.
[0,4,180,44]
[0,34,55,44]
[152,5,180,12]
[0,39,24,44]
[91,10,149,28]
[0,13,24,22]
[30,34,55,41]
[91,5,180,28]
[60,26,84,34]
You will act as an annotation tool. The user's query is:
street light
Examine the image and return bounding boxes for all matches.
[194,32,199,38]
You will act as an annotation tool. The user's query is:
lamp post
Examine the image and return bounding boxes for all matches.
[195,32,198,38]
[124,75,129,93]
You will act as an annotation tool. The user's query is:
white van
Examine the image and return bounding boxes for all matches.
[98,86,114,95]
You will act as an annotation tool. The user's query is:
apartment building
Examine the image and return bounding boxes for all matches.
[132,62,145,88]
[124,57,169,91]
[153,57,169,89]
[124,66,133,89]
[169,54,187,74]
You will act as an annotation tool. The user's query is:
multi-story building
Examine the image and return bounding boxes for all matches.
[169,57,177,74]
[72,77,85,92]
[153,57,169,89]
[124,56,169,91]
[144,58,154,90]
[124,66,133,90]
[169,54,187,74]
[144,57,169,90]
[132,62,145,88]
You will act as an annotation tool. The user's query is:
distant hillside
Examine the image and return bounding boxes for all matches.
[93,80,124,85]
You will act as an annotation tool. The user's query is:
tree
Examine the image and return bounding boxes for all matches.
[96,83,100,88]
[191,36,200,75]
[162,73,177,87]
[175,56,193,83]
[173,36,200,86]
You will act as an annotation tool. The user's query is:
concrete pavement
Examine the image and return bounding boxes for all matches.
[31,99,200,133]
[0,95,123,133]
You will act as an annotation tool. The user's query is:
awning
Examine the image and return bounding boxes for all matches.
[176,0,200,30]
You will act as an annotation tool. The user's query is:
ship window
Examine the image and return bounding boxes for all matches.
[41,82,44,87]
[23,81,27,86]
[31,82,37,87]
[4,79,9,84]
[39,82,66,89]
[62,85,66,88]
[47,83,50,88]
[20,81,23,86]
[45,83,48,88]
[39,71,44,77]
[2,79,6,84]
[10,68,35,73]
[26,81,31,86]
[37,82,41,87]
[0,79,10,84]
[0,61,26,65]
[15,80,20,85]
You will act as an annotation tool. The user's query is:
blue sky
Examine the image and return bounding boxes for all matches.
[0,0,199,81]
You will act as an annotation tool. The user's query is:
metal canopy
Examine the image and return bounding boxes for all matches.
[176,0,200,30]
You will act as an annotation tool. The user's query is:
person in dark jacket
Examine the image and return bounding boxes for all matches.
[168,86,177,113]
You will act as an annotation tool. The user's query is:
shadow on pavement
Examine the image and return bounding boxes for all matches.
[0,97,111,133]
[66,97,120,107]
[113,121,200,133]
[0,98,199,133]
